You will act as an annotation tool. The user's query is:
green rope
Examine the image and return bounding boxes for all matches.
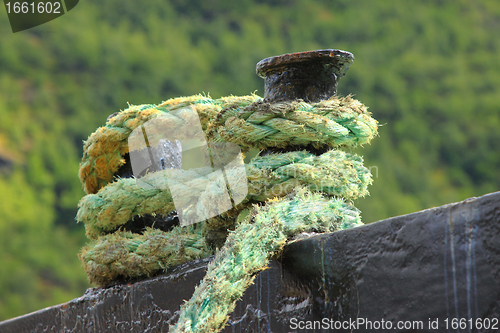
[76,94,378,332]
[77,149,371,240]
[172,188,361,333]
[79,95,261,194]
[207,95,376,149]
[79,95,375,194]
[80,225,208,286]
[246,149,372,201]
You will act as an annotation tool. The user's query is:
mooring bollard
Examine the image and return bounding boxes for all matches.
[73,48,378,332]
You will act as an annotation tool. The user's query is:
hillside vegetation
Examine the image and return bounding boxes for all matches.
[0,0,499,320]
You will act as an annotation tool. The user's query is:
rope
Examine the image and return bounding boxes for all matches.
[207,95,376,150]
[76,94,378,333]
[80,225,209,286]
[79,95,375,194]
[79,95,260,194]
[172,188,361,332]
[77,149,371,240]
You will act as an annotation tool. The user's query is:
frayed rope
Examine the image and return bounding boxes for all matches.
[76,94,378,333]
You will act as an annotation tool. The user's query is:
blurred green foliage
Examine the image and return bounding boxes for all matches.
[0,0,499,320]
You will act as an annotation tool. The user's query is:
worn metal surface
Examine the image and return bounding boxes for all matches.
[0,258,307,333]
[256,49,354,103]
[1,191,499,332]
[283,191,500,332]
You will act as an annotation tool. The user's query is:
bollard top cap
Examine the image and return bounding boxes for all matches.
[256,49,354,78]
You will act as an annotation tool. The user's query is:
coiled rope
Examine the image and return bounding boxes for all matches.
[77,94,377,332]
